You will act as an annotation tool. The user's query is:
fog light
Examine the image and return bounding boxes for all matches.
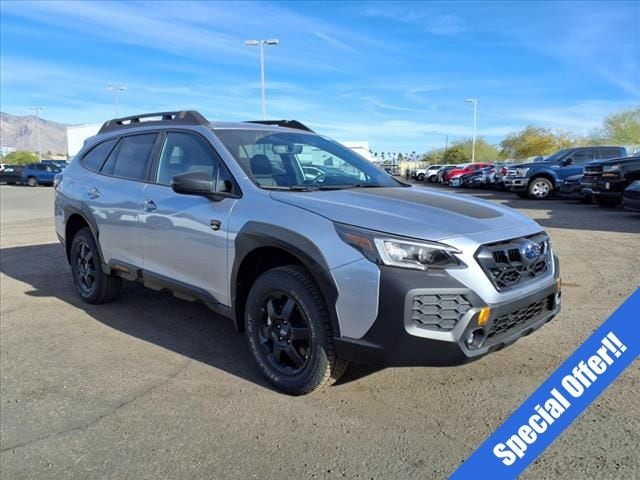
[465,328,486,349]
[477,307,491,326]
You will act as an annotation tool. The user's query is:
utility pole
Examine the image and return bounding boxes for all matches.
[30,106,45,160]
[245,39,279,119]
[465,98,477,163]
[107,86,127,117]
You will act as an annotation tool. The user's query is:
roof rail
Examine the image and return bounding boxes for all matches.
[244,120,315,133]
[98,110,209,134]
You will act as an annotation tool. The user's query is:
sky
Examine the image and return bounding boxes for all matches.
[1,0,639,152]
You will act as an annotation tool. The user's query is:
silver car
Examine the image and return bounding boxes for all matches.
[55,111,561,395]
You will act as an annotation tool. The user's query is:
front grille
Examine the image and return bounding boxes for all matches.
[583,165,603,182]
[411,294,472,331]
[475,233,551,291]
[487,297,553,339]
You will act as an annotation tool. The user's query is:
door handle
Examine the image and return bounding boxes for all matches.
[210,219,221,231]
[88,187,100,199]
[142,200,157,212]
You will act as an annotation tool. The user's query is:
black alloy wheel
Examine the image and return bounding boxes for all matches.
[257,291,312,375]
[75,239,97,295]
[70,227,122,304]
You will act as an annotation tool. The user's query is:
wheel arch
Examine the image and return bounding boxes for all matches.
[231,222,340,337]
[63,206,106,269]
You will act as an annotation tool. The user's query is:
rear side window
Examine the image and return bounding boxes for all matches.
[599,148,623,160]
[103,134,157,181]
[81,139,117,172]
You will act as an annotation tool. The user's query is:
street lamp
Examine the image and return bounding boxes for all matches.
[245,39,279,120]
[465,98,477,163]
[30,106,45,161]
[107,85,127,117]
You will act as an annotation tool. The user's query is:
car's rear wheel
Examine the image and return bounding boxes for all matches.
[245,265,348,395]
[528,177,553,199]
[27,176,38,187]
[595,196,621,208]
[70,228,122,304]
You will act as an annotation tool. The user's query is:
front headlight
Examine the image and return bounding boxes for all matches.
[515,168,530,176]
[602,164,621,172]
[335,224,463,270]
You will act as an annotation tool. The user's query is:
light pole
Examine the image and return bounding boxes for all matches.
[465,98,477,163]
[107,85,127,117]
[30,106,45,160]
[245,39,279,120]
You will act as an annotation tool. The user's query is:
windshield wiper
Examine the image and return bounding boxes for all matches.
[258,185,319,192]
[316,184,386,190]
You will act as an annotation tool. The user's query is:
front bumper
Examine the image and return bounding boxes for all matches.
[503,176,529,191]
[591,178,626,197]
[335,263,561,367]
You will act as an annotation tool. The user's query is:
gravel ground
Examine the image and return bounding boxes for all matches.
[1,184,638,479]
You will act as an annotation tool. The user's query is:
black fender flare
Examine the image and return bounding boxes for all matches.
[230,222,341,337]
[63,203,108,272]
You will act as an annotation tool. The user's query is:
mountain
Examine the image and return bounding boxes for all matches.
[0,112,68,155]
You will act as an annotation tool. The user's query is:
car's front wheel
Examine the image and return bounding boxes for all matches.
[70,228,122,304]
[417,173,425,181]
[27,176,38,187]
[245,265,348,395]
[528,177,553,199]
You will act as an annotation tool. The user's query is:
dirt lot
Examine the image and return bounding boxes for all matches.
[1,184,638,479]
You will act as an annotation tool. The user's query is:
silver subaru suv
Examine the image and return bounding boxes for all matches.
[55,111,561,395]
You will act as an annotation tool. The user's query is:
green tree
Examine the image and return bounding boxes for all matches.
[442,144,467,164]
[3,150,38,165]
[500,125,563,159]
[592,107,640,145]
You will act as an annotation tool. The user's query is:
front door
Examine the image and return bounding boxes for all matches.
[138,131,238,306]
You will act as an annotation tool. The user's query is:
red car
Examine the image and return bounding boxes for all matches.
[446,163,493,184]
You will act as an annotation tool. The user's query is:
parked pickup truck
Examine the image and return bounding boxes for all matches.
[503,146,627,200]
[582,155,640,207]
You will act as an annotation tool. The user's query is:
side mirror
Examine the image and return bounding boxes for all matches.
[564,157,574,165]
[171,171,213,196]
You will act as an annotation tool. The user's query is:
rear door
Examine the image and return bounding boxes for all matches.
[138,131,239,305]
[82,133,159,268]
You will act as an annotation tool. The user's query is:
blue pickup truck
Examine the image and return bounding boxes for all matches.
[503,146,627,199]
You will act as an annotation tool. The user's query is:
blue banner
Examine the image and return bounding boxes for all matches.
[449,288,639,480]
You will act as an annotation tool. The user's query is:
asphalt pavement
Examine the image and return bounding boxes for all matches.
[1,184,638,479]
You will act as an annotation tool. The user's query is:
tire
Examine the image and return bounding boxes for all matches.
[516,192,530,199]
[417,174,425,181]
[527,177,553,200]
[70,227,122,304]
[27,176,38,187]
[428,175,436,183]
[579,193,593,204]
[595,195,621,208]
[245,265,348,395]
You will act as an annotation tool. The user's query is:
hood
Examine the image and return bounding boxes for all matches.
[271,186,539,242]
[588,156,639,166]
[510,160,560,169]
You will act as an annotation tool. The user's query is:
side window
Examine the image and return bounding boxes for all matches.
[81,139,118,172]
[572,149,593,165]
[156,132,220,186]
[106,134,157,181]
[599,148,621,160]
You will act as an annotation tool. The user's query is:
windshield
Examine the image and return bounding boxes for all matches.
[543,148,572,162]
[215,129,401,190]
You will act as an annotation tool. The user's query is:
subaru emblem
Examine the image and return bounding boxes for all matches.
[520,240,541,263]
